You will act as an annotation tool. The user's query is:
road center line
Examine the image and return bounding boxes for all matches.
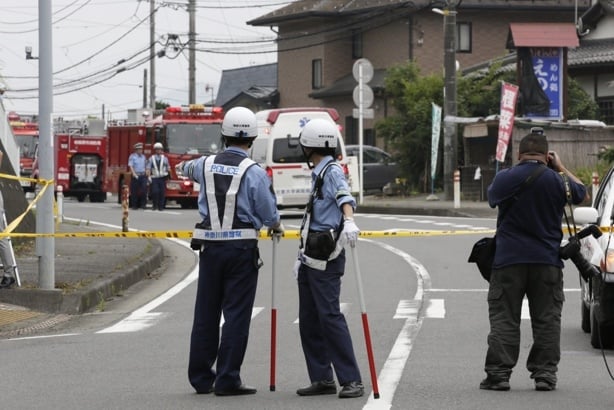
[362,238,430,410]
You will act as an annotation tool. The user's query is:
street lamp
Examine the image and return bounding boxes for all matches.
[433,2,458,201]
[205,84,215,105]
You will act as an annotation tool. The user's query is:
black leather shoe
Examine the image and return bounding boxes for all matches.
[296,380,337,396]
[338,381,364,398]
[0,276,15,289]
[214,384,257,396]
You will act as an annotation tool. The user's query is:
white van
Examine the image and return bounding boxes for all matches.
[251,107,357,208]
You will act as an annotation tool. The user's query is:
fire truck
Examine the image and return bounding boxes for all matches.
[106,105,224,208]
[54,131,109,202]
[8,112,39,192]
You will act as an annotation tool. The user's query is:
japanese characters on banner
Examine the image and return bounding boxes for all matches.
[495,82,519,163]
[526,47,563,120]
[431,103,442,181]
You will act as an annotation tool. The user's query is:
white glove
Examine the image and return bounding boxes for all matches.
[293,259,301,279]
[268,222,285,237]
[175,161,185,176]
[342,219,360,247]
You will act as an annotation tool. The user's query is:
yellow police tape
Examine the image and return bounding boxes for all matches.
[0,229,496,239]
[0,173,606,240]
[2,225,608,239]
[0,172,55,235]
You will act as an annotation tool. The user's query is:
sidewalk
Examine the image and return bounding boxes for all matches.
[0,221,164,338]
[357,193,497,219]
[0,194,495,338]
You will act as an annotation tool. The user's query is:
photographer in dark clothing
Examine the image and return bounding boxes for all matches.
[481,131,587,392]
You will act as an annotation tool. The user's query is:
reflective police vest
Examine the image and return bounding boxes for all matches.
[192,153,259,242]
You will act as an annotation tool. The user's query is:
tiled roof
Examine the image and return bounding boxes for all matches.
[570,38,614,66]
[216,63,277,107]
[248,0,590,25]
[507,23,579,48]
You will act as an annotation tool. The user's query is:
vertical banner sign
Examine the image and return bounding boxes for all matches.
[431,103,442,181]
[526,47,563,120]
[495,82,519,163]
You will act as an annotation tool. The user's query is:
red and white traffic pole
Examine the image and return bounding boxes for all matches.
[56,185,64,223]
[270,234,279,392]
[122,184,129,232]
[350,241,380,399]
[453,169,461,209]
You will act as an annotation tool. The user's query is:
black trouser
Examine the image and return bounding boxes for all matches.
[297,251,362,385]
[484,264,564,384]
[150,177,166,210]
[188,240,260,393]
[130,175,148,209]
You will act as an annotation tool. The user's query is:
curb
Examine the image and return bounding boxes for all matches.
[0,240,164,314]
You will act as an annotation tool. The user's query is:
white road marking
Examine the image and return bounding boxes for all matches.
[393,299,444,319]
[98,238,198,334]
[522,298,530,320]
[362,238,430,410]
[5,333,80,341]
[425,299,445,318]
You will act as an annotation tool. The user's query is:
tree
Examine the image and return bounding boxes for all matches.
[375,62,443,191]
[377,61,600,193]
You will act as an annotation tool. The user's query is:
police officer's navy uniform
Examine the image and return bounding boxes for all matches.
[128,148,148,209]
[296,155,362,387]
[181,146,279,393]
[147,152,169,210]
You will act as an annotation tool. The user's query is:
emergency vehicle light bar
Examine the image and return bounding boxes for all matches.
[265,107,340,125]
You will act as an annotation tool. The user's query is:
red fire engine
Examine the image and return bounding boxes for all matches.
[106,105,224,208]
[8,112,39,192]
[54,132,109,202]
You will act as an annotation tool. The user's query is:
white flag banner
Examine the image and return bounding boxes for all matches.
[431,103,442,181]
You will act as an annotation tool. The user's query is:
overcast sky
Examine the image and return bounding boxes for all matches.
[0,0,289,119]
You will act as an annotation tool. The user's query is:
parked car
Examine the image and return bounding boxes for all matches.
[346,145,399,192]
[573,165,614,348]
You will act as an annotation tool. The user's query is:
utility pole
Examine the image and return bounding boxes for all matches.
[188,0,196,104]
[37,0,54,289]
[143,69,148,108]
[149,0,156,110]
[434,1,458,200]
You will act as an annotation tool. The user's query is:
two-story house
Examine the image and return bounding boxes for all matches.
[248,0,592,147]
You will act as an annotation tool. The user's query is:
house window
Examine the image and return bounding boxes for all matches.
[456,22,471,53]
[598,98,614,125]
[312,59,322,89]
[352,31,363,59]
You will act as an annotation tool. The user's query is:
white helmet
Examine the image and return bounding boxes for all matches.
[299,118,338,149]
[153,142,163,150]
[221,107,257,139]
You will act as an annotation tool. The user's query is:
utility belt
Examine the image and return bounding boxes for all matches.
[190,221,258,250]
[300,230,341,271]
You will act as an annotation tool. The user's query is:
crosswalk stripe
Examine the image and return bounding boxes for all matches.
[394,299,445,319]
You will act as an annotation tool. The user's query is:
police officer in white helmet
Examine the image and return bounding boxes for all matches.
[146,142,170,211]
[177,106,283,396]
[293,118,364,399]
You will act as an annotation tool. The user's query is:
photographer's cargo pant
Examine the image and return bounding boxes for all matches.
[484,264,564,385]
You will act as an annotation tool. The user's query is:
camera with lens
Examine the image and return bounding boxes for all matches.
[559,225,601,281]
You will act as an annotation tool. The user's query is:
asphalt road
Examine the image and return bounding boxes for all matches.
[1,198,613,410]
